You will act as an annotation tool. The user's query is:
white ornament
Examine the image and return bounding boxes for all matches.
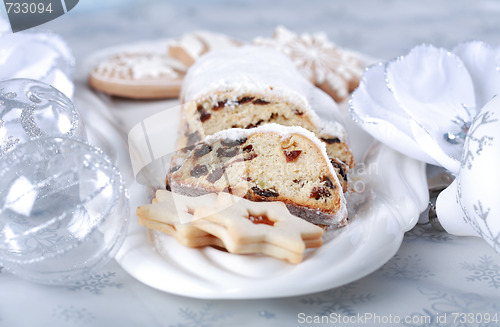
[0,31,74,98]
[437,96,500,251]
[350,41,500,175]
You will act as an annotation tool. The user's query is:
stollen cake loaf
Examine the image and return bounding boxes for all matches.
[169,124,348,227]
[175,46,354,189]
[253,26,364,103]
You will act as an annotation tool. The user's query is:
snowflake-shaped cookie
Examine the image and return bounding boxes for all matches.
[254,26,363,102]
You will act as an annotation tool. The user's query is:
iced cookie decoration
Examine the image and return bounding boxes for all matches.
[178,46,354,188]
[169,124,348,227]
[193,192,324,264]
[254,26,364,102]
[137,190,323,263]
[88,52,186,99]
[168,30,242,67]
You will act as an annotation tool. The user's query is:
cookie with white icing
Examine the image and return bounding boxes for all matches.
[254,26,364,102]
[88,52,186,99]
[137,190,225,248]
[169,124,348,228]
[167,30,241,67]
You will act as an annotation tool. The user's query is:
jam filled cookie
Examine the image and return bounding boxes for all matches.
[193,192,324,264]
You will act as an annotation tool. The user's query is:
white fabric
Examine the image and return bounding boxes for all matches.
[0,28,74,98]
[350,41,500,175]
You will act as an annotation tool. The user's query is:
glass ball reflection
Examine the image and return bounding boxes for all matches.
[0,78,85,155]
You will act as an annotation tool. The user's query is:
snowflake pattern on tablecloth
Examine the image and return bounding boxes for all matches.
[169,303,231,327]
[461,255,500,289]
[66,272,122,295]
[52,305,95,325]
[404,287,498,327]
[404,225,454,243]
[377,254,435,280]
[299,282,374,316]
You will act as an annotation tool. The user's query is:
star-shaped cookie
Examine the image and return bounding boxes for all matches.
[193,192,324,263]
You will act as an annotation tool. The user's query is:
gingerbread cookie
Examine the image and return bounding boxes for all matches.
[89,52,186,99]
[254,26,364,102]
[137,190,224,248]
[193,192,323,263]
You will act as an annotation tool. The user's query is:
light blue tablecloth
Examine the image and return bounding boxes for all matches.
[1,1,500,326]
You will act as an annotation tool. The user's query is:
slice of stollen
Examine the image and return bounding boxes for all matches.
[170,124,348,227]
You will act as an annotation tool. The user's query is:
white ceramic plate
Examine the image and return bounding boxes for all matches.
[80,40,429,299]
[116,142,428,299]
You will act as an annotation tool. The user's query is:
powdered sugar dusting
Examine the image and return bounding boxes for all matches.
[206,123,324,152]
[182,46,311,109]
[194,31,240,52]
[318,120,347,140]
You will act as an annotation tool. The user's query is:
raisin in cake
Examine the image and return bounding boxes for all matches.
[176,46,353,189]
[169,124,348,227]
